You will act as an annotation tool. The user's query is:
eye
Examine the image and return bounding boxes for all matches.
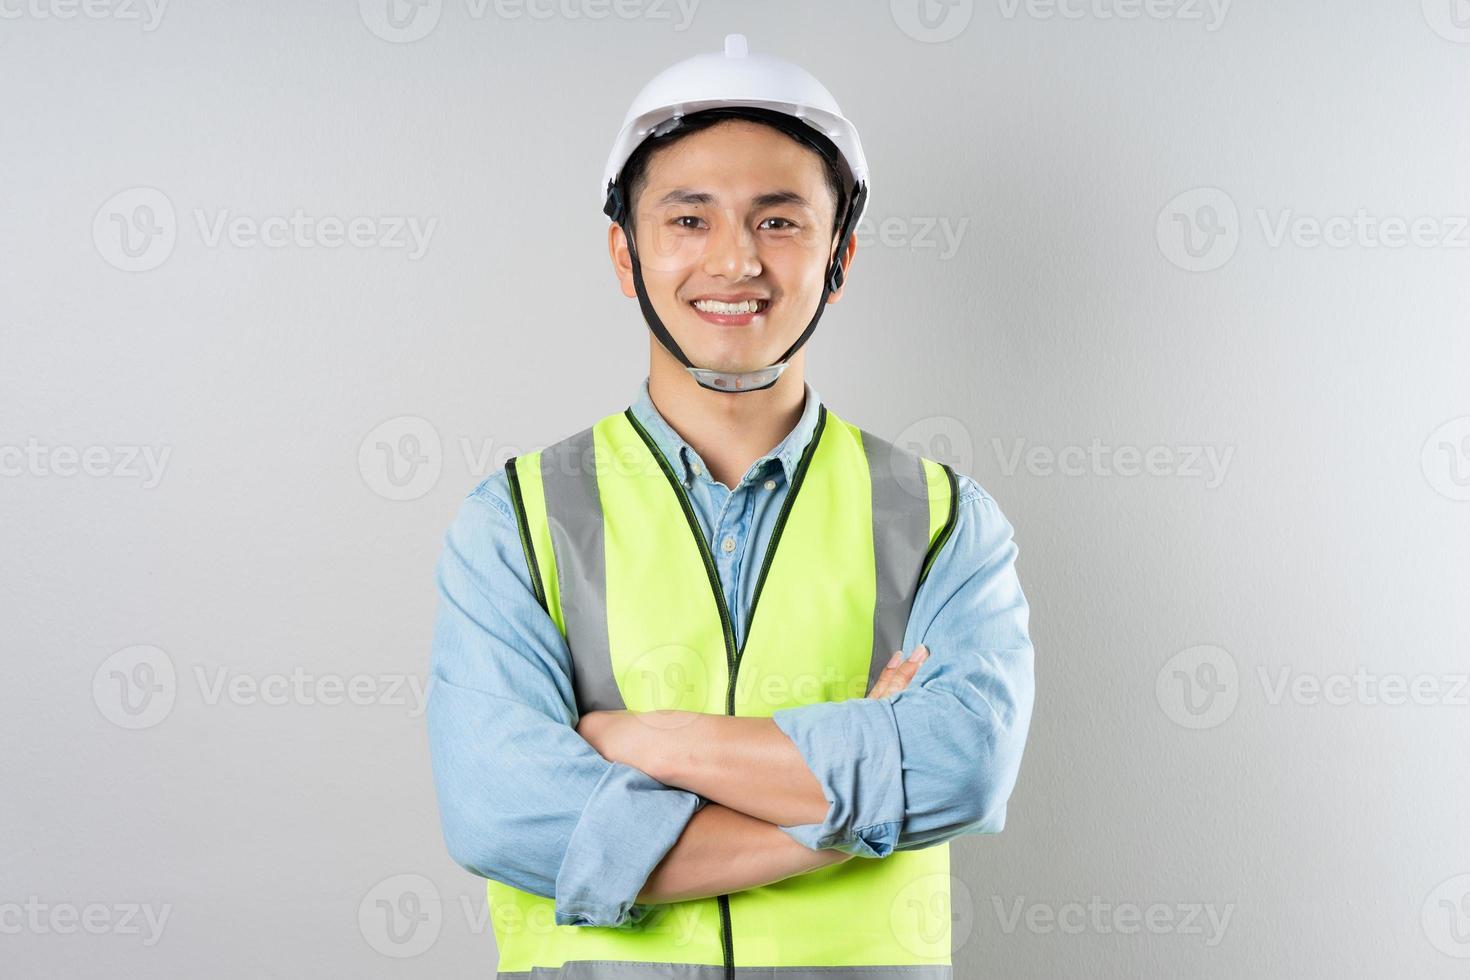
[672,215,706,229]
[760,217,798,230]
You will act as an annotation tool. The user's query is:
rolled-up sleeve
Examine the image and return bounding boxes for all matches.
[426,478,705,928]
[770,477,1035,854]
[770,696,906,857]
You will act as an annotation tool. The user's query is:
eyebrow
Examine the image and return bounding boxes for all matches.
[653,188,816,211]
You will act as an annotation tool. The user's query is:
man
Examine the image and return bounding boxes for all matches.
[427,34,1034,979]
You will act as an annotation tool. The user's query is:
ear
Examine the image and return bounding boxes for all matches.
[608,222,638,300]
[825,230,858,304]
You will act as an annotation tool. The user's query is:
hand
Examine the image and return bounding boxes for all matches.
[866,644,929,699]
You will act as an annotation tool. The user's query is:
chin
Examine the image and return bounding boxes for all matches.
[680,325,793,364]
[682,336,783,372]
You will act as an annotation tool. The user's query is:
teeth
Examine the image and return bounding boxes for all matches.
[693,299,765,315]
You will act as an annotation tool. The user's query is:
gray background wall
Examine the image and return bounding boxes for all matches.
[3,1,1468,976]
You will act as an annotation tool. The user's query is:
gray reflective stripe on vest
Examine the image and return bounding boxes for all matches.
[498,964,952,979]
[860,429,931,693]
[539,426,622,712]
[539,424,934,712]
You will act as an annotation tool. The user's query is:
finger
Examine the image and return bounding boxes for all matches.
[873,646,924,699]
[890,645,930,692]
[867,650,904,698]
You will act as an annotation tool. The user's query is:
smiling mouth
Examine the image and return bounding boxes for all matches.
[688,298,772,327]
[690,298,771,316]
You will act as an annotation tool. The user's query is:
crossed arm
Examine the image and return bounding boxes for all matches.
[428,476,1033,928]
[576,648,931,904]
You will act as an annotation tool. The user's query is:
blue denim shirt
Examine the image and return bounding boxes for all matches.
[426,376,1035,929]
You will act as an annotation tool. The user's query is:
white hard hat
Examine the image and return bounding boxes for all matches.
[601,33,870,228]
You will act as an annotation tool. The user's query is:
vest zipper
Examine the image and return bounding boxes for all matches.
[503,456,549,613]
[917,462,960,588]
[623,405,827,980]
[726,408,825,714]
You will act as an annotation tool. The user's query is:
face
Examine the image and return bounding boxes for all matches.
[609,119,855,376]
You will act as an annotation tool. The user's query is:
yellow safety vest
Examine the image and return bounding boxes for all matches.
[493,400,960,979]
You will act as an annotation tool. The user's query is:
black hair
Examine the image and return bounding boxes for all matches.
[618,110,847,237]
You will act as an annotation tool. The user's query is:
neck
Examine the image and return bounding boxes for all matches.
[647,345,808,490]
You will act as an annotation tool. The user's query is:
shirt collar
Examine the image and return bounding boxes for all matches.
[629,375,823,488]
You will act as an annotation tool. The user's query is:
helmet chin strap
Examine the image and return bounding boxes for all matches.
[606,178,868,395]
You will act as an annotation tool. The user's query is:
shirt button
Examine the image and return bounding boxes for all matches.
[763,479,777,490]
[691,462,702,476]
[721,536,736,554]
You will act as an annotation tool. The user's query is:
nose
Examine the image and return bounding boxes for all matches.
[700,206,761,281]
